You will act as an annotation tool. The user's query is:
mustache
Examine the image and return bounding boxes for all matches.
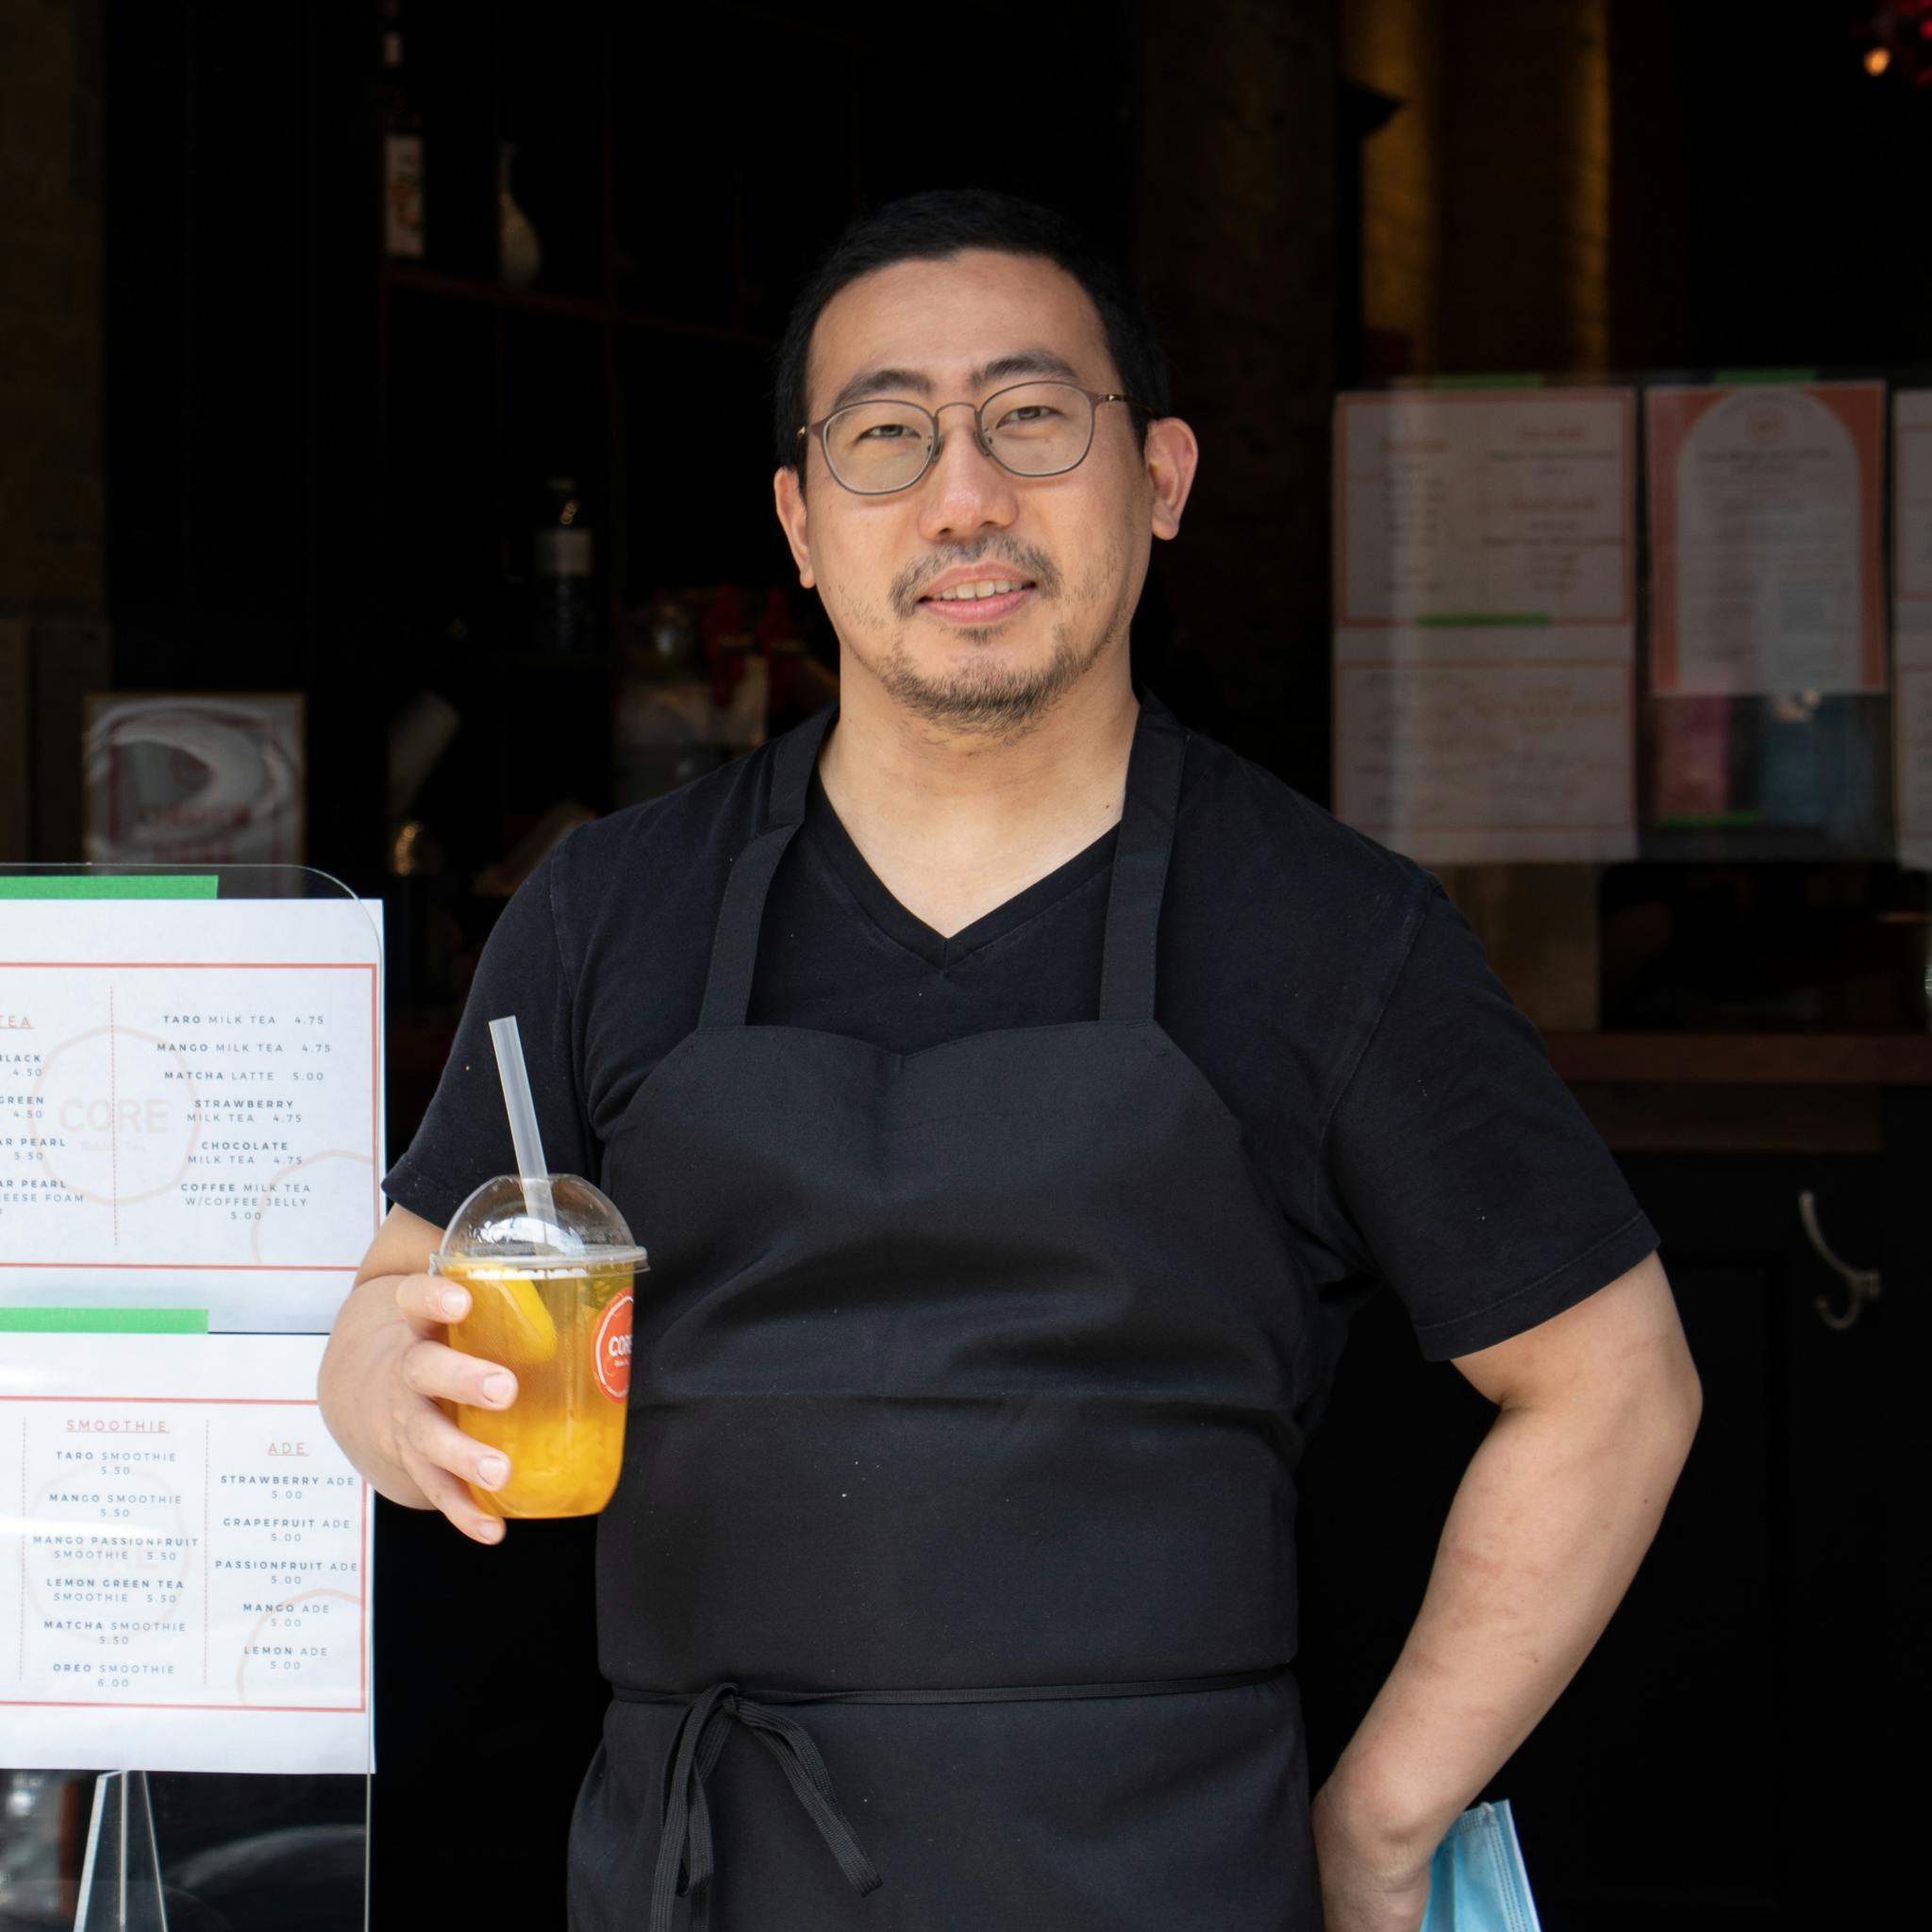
[891,542,1061,618]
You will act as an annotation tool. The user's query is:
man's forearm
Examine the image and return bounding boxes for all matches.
[319,1271,432,1506]
[1314,1365,1699,1873]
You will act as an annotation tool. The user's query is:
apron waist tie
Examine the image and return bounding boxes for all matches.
[617,1665,1289,1932]
[642,1680,882,1932]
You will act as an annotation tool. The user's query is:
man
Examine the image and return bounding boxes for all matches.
[320,190,1700,1931]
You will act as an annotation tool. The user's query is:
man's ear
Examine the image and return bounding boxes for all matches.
[773,465,815,588]
[1144,417,1200,541]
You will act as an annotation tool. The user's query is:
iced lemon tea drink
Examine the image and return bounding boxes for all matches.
[441,1257,634,1518]
[431,1165,647,1521]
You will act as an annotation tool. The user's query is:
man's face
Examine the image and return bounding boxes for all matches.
[774,249,1188,734]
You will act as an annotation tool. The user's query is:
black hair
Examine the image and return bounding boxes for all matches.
[773,188,1172,475]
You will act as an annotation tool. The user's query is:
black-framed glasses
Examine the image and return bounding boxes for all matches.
[798,381,1141,495]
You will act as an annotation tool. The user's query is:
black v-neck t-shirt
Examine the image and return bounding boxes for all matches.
[387,692,1656,1367]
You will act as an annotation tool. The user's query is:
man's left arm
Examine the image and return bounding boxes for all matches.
[1309,1251,1702,1932]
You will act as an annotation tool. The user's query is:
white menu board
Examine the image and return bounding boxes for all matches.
[1896,392,1932,871]
[1,1333,372,1774]
[0,898,382,1333]
[1646,381,1887,696]
[1332,389,1639,863]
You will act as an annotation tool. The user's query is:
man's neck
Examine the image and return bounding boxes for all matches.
[814,660,1141,939]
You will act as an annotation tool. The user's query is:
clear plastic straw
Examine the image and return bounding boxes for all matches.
[488,1015,558,1241]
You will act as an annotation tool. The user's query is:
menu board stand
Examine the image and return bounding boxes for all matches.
[73,1771,169,1932]
[1,864,378,1930]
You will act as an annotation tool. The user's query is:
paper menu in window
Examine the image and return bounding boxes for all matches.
[1331,389,1638,862]
[1333,641,1637,864]
[1646,381,1887,697]
[1896,392,1932,871]
[1334,389,1634,630]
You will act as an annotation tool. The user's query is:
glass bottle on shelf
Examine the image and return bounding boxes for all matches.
[612,592,724,806]
[531,476,597,655]
[378,0,425,259]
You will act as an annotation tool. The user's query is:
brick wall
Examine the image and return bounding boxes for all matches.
[1134,0,1339,792]
[0,0,107,862]
[1341,0,1440,373]
[1,0,106,616]
[1561,0,1612,374]
[1341,0,1613,376]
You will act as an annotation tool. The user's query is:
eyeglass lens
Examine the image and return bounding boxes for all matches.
[823,382,1096,492]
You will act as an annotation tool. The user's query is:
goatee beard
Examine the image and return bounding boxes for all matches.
[871,619,1109,735]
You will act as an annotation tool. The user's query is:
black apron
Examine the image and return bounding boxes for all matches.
[569,696,1325,1930]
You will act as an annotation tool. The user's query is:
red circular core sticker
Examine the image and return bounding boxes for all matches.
[593,1292,634,1402]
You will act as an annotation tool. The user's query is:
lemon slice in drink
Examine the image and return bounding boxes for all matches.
[457,1272,558,1367]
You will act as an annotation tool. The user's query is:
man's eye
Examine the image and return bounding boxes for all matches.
[856,423,919,441]
[996,405,1062,429]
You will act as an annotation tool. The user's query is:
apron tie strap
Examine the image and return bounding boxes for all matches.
[650,1681,883,1932]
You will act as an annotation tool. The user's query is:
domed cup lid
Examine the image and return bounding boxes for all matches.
[433,1172,649,1277]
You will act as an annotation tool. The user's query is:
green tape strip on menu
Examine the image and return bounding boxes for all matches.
[0,876,220,898]
[0,1308,209,1333]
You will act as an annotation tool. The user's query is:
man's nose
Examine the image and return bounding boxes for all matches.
[918,402,1018,538]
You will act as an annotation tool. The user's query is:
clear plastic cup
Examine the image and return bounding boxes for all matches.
[430,1173,647,1519]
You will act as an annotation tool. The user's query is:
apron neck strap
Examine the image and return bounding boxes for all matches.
[1097,696,1186,1024]
[698,695,1187,1032]
[698,702,835,1032]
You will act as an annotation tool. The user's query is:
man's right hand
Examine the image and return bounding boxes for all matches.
[318,1203,519,1544]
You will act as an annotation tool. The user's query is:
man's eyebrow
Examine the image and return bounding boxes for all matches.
[967,349,1083,391]
[821,348,1087,418]
[825,365,933,414]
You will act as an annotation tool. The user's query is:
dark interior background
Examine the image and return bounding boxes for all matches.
[2,1,1924,1927]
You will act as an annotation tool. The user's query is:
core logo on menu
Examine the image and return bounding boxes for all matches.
[594,1293,634,1402]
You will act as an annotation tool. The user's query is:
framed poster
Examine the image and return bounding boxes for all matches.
[84,693,305,866]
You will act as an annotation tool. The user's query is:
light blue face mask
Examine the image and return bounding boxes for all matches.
[1420,1800,1542,1932]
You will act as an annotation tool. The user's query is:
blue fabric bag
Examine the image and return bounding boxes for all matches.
[1419,1800,1542,1932]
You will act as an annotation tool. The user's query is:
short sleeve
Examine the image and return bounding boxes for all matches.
[1324,883,1658,1359]
[382,851,591,1232]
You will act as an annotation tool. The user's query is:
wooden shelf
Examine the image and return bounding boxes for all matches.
[1545,1032,1932,1087]
[493,649,619,671]
[384,260,607,321]
[381,261,771,348]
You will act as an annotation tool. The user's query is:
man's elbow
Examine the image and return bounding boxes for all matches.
[1644,1332,1702,1472]
[1606,1281,1703,1483]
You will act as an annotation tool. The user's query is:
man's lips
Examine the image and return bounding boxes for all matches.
[917,584,1036,625]
[915,571,1039,626]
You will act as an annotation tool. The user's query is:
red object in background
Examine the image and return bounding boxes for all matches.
[754,587,792,657]
[756,587,804,714]
[702,585,748,708]
[1861,1,1932,83]
[701,585,831,726]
